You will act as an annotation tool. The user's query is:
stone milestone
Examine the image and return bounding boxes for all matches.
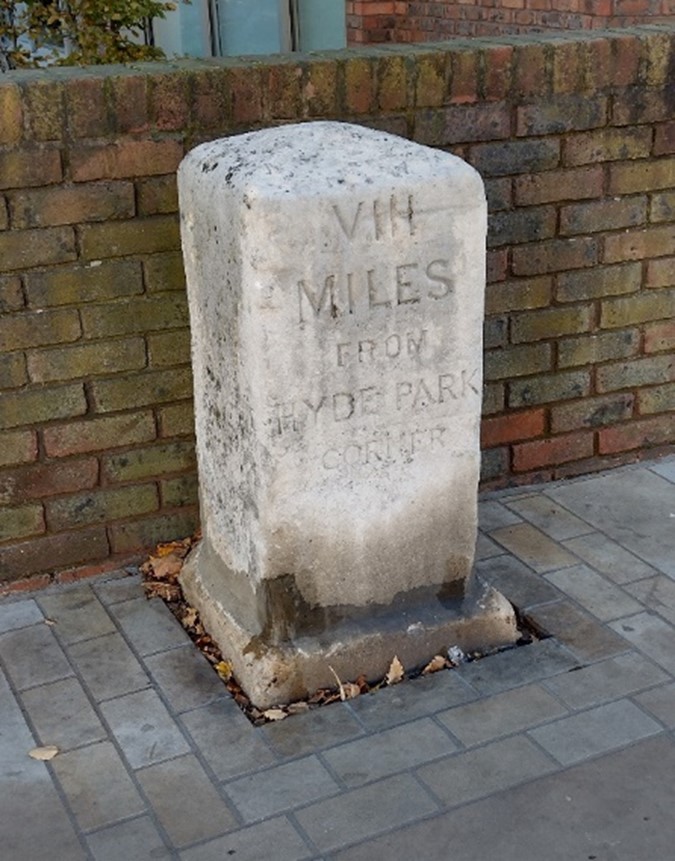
[178,122,517,708]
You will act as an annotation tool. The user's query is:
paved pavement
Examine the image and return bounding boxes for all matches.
[1,457,675,860]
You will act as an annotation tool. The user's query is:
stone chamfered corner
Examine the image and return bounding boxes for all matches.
[177,122,518,708]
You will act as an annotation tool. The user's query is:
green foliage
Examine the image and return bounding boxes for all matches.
[0,0,176,69]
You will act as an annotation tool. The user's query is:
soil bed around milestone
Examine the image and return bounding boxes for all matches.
[139,534,544,726]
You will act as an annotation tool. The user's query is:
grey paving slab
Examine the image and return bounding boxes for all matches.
[549,468,675,576]
[562,531,656,584]
[477,499,522,532]
[475,554,560,610]
[346,666,477,732]
[37,586,116,644]
[625,575,675,624]
[545,563,643,621]
[143,645,226,713]
[505,494,594,540]
[474,532,503,560]
[136,754,237,848]
[263,702,364,758]
[110,596,190,655]
[332,735,675,861]
[436,683,567,747]
[68,630,150,702]
[92,572,144,605]
[20,676,107,751]
[528,698,662,766]
[609,611,675,673]
[224,755,339,823]
[526,600,629,662]
[0,597,44,633]
[86,815,172,861]
[295,773,438,855]
[489,522,578,573]
[648,458,675,483]
[100,687,191,769]
[634,681,675,728]
[180,700,278,781]
[456,639,578,696]
[321,717,457,788]
[0,622,73,690]
[51,740,146,831]
[0,668,87,861]
[417,734,556,809]
[543,651,669,710]
[180,817,312,861]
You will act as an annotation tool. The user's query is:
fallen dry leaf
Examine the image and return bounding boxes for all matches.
[341,681,361,700]
[286,701,310,715]
[145,553,185,581]
[155,538,192,559]
[143,581,181,602]
[44,618,57,627]
[385,655,405,685]
[181,607,199,629]
[263,708,287,721]
[214,660,233,681]
[422,655,448,675]
[29,745,59,761]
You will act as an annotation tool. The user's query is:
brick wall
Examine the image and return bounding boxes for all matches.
[1,27,674,587]
[346,0,674,43]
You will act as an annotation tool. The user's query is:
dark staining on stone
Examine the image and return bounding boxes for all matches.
[201,161,219,173]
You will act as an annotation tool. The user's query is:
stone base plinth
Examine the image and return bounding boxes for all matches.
[180,542,519,709]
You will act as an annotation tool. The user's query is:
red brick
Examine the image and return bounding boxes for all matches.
[376,55,408,111]
[481,409,545,447]
[646,258,674,288]
[0,430,38,467]
[55,557,140,586]
[0,276,23,312]
[150,73,191,132]
[70,141,183,182]
[0,148,62,190]
[450,50,478,104]
[482,44,513,101]
[551,393,634,433]
[599,416,674,454]
[230,66,264,124]
[43,412,156,458]
[487,249,508,283]
[9,182,135,229]
[0,574,52,594]
[514,167,603,205]
[0,227,76,272]
[553,40,582,94]
[0,527,109,581]
[110,74,149,134]
[0,84,23,145]
[654,122,675,155]
[108,509,199,554]
[344,57,375,114]
[192,69,231,131]
[609,159,675,195]
[264,62,303,119]
[512,237,599,276]
[0,308,80,351]
[0,458,98,505]
[136,175,178,216]
[604,226,675,264]
[644,320,675,353]
[66,77,109,138]
[610,34,640,87]
[513,431,594,471]
[563,127,652,167]
[513,43,549,98]
[23,80,64,141]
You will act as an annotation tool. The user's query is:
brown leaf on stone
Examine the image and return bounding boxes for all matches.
[145,553,184,582]
[385,655,404,685]
[143,580,181,602]
[214,660,233,681]
[341,682,361,700]
[355,673,370,693]
[422,655,448,675]
[180,606,199,629]
[155,538,192,559]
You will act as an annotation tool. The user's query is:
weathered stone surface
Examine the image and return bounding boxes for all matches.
[178,122,516,707]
